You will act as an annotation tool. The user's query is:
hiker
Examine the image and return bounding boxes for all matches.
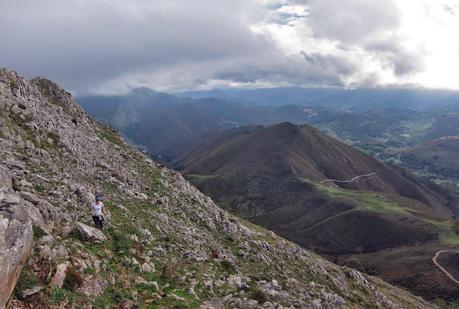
[91,193,105,229]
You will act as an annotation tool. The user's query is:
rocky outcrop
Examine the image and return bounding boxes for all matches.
[74,222,107,242]
[0,165,33,309]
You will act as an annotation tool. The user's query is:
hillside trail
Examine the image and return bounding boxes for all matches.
[432,250,459,285]
[320,171,380,184]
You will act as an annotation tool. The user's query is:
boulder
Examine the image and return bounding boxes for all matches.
[22,286,43,299]
[51,263,68,288]
[0,166,12,192]
[80,277,108,296]
[22,200,45,230]
[201,299,225,309]
[141,262,155,273]
[0,166,33,309]
[75,186,95,206]
[19,191,41,205]
[74,222,107,242]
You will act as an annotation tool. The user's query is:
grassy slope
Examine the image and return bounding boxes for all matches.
[318,184,459,247]
[187,171,459,303]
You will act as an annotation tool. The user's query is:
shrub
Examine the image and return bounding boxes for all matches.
[9,79,18,89]
[248,289,267,303]
[343,258,364,272]
[84,267,96,275]
[50,287,66,304]
[32,226,47,239]
[112,231,132,255]
[34,184,46,193]
[220,260,236,274]
[13,264,38,299]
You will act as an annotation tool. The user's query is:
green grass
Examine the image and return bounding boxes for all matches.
[50,287,67,304]
[187,174,215,185]
[98,126,125,148]
[319,184,406,215]
[34,184,46,193]
[319,183,459,247]
[13,264,38,299]
[32,225,48,239]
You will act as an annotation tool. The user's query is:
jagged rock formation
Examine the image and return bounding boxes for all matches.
[0,68,436,308]
[0,166,33,309]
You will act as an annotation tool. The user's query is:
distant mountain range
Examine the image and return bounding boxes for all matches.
[178,87,459,111]
[177,122,459,299]
[77,88,316,161]
[79,87,459,162]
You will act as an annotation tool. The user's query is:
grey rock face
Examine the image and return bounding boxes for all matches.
[74,222,107,243]
[0,165,33,309]
[21,286,43,299]
[19,191,42,205]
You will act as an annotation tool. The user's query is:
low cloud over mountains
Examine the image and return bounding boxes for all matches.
[1,0,458,94]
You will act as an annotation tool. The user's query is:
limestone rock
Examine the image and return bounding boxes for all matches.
[21,286,43,299]
[0,165,33,309]
[141,262,155,273]
[51,263,68,288]
[74,222,107,242]
[80,277,108,296]
[19,191,42,205]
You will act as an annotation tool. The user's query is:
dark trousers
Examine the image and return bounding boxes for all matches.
[92,215,104,229]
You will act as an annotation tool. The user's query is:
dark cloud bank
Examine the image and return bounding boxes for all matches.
[0,0,429,94]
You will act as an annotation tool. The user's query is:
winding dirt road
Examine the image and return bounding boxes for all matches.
[432,250,459,285]
[320,171,380,184]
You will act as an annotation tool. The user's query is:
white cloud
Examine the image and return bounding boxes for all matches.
[0,0,458,93]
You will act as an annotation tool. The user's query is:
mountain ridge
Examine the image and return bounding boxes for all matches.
[178,122,454,216]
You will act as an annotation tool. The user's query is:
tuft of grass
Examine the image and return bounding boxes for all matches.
[343,258,365,272]
[106,226,133,255]
[9,78,18,89]
[13,264,38,299]
[84,267,96,275]
[50,287,66,304]
[94,284,131,307]
[219,260,236,274]
[248,288,267,304]
[34,184,46,193]
[98,127,124,147]
[32,225,47,239]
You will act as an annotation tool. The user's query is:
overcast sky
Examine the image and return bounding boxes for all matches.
[1,0,458,94]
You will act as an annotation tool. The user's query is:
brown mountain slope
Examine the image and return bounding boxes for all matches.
[177,123,459,300]
[178,122,453,216]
